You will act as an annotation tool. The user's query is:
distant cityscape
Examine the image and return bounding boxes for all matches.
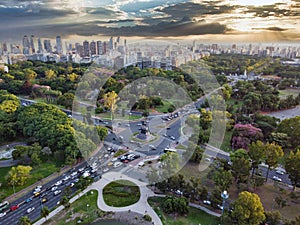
[0,35,300,69]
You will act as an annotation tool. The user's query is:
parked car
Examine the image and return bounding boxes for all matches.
[203,200,211,205]
[113,162,123,168]
[276,170,285,175]
[0,212,6,218]
[272,176,282,182]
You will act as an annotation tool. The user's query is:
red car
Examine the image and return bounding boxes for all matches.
[10,205,19,211]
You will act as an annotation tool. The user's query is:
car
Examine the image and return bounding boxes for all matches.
[276,170,285,175]
[78,168,84,173]
[25,197,33,203]
[113,162,123,168]
[166,127,171,130]
[10,205,19,211]
[203,200,211,205]
[103,168,109,173]
[175,190,183,195]
[133,154,140,159]
[163,134,168,137]
[34,192,41,197]
[170,136,176,140]
[26,207,35,214]
[111,157,118,162]
[82,171,90,178]
[42,198,47,203]
[71,171,78,177]
[51,186,58,191]
[272,176,282,182]
[63,175,71,181]
[107,162,113,167]
[0,212,6,218]
[74,178,79,183]
[69,183,74,187]
[55,180,63,186]
[54,190,62,195]
[149,145,156,150]
[35,185,42,190]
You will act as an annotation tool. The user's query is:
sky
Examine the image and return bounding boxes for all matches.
[0,0,299,43]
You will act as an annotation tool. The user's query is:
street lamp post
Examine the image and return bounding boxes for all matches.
[221,190,229,214]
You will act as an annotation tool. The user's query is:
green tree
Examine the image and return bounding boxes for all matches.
[223,191,265,225]
[264,142,284,181]
[96,126,108,141]
[103,91,119,120]
[18,216,31,225]
[61,195,70,208]
[160,152,180,179]
[31,152,41,166]
[230,149,251,184]
[41,206,50,220]
[57,93,74,109]
[6,165,32,186]
[264,210,282,225]
[213,168,233,191]
[161,196,189,215]
[277,116,300,149]
[248,141,265,177]
[285,150,300,191]
[23,68,37,81]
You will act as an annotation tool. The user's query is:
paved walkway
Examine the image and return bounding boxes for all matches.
[88,171,163,225]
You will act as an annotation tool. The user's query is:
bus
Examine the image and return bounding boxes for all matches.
[0,201,9,212]
[164,148,177,153]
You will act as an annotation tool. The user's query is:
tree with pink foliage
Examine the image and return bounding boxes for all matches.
[231,124,263,150]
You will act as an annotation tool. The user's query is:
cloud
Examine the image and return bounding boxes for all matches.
[245,4,300,18]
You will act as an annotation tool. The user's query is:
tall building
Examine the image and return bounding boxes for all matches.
[96,41,102,55]
[83,40,89,57]
[102,41,107,54]
[2,42,8,52]
[22,35,30,54]
[43,39,52,53]
[109,37,114,50]
[90,40,96,55]
[30,35,35,53]
[56,36,63,54]
[37,38,43,53]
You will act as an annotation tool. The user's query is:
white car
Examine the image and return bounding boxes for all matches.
[51,186,58,191]
[203,200,211,205]
[63,175,71,181]
[103,168,109,173]
[27,207,35,214]
[111,157,118,162]
[71,172,78,177]
[55,180,63,186]
[276,170,285,175]
[0,212,6,218]
[82,171,90,178]
[273,176,282,182]
[170,136,176,140]
[54,190,62,196]
[113,162,123,168]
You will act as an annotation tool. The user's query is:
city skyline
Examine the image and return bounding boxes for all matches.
[0,0,299,43]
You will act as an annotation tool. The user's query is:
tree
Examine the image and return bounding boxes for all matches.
[103,91,119,120]
[231,124,263,150]
[44,69,56,80]
[285,150,300,191]
[31,152,41,166]
[223,191,265,225]
[161,196,189,215]
[6,165,32,186]
[75,177,93,190]
[264,142,284,181]
[23,68,37,81]
[61,195,70,208]
[18,216,31,225]
[248,141,265,177]
[96,126,108,141]
[57,93,74,109]
[230,149,251,184]
[277,116,300,149]
[213,168,233,191]
[41,206,50,220]
[160,152,180,179]
[264,211,282,225]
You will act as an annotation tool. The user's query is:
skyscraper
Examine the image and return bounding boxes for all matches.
[56,36,63,54]
[22,35,30,54]
[109,37,114,50]
[30,35,35,53]
[90,40,96,55]
[37,38,43,53]
[83,40,89,57]
[43,39,52,53]
[96,41,102,55]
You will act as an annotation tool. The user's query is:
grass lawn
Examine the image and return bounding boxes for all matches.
[155,100,172,113]
[44,190,100,225]
[148,196,220,225]
[220,130,233,152]
[279,88,300,99]
[0,162,59,200]
[103,180,140,207]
